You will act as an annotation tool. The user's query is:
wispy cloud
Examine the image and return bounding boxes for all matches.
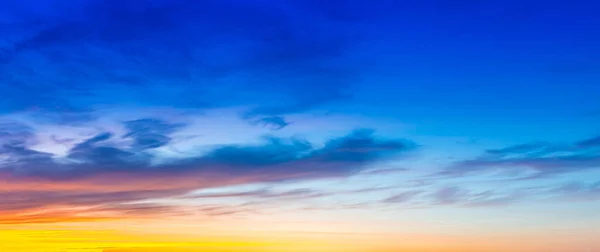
[431,186,468,205]
[441,135,600,178]
[247,115,292,130]
[550,181,600,202]
[383,190,423,204]
[0,118,415,223]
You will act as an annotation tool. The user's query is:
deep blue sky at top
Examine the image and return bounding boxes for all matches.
[1,0,599,142]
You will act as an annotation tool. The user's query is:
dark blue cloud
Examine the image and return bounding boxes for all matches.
[0,118,415,181]
[123,118,185,149]
[67,132,144,169]
[316,129,415,162]
[189,129,415,176]
[248,115,292,130]
[0,121,35,146]
[577,136,600,148]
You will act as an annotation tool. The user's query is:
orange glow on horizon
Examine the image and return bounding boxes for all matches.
[2,224,598,252]
[0,223,564,252]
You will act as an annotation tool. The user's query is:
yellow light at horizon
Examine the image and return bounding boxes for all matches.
[0,228,344,252]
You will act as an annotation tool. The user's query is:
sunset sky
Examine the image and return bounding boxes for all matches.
[1,0,600,251]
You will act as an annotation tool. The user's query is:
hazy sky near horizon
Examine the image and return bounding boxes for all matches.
[1,0,600,251]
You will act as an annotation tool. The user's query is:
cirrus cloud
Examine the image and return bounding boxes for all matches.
[0,118,415,223]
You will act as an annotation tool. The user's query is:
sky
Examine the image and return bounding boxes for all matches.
[0,0,599,251]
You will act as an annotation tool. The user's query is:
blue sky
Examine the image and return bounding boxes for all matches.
[0,0,600,250]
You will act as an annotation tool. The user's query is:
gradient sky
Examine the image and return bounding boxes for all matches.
[1,0,600,251]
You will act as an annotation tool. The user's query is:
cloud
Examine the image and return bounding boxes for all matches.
[195,128,415,175]
[122,118,185,149]
[422,186,527,208]
[462,191,525,208]
[484,142,556,156]
[441,135,600,178]
[0,121,35,146]
[431,186,467,205]
[4,128,413,182]
[383,190,423,204]
[185,185,410,212]
[577,136,600,148]
[0,189,185,213]
[380,182,598,209]
[550,181,600,202]
[249,115,292,130]
[187,188,327,201]
[0,119,415,223]
[91,203,184,217]
[0,194,253,224]
[359,167,409,176]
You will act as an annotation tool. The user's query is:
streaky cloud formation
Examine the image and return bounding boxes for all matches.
[552,181,600,202]
[382,190,423,204]
[0,118,414,222]
[443,135,600,178]
[122,118,185,150]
